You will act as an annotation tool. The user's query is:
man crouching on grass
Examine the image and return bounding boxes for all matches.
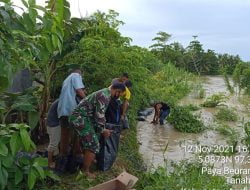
[69,83,126,178]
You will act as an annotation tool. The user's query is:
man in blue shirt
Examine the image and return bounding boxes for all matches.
[57,68,86,172]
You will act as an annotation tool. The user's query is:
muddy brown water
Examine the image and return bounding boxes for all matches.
[137,76,250,188]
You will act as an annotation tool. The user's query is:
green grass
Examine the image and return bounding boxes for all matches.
[215,107,238,122]
[136,161,231,190]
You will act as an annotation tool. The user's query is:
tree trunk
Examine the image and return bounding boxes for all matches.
[38,61,56,141]
[39,78,50,140]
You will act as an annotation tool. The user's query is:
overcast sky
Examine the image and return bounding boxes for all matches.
[15,0,250,61]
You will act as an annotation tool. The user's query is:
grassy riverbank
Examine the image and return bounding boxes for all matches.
[46,64,196,189]
[47,76,233,190]
[45,112,144,189]
[49,110,231,190]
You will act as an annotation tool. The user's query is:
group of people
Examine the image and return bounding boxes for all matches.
[46,67,171,178]
[46,68,132,178]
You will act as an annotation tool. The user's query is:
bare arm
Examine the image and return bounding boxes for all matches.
[152,111,156,123]
[155,108,160,123]
[152,107,159,124]
[76,88,86,99]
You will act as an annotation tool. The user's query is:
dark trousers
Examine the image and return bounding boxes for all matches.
[160,109,170,125]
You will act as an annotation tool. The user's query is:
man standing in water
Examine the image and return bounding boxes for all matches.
[56,68,86,172]
[151,102,171,125]
[69,83,126,178]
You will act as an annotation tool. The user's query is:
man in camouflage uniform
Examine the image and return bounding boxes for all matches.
[69,83,126,178]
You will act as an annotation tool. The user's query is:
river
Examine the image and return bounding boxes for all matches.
[137,76,250,188]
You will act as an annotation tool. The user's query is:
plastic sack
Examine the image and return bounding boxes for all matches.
[122,115,129,129]
[137,116,146,121]
[105,98,121,125]
[138,108,154,117]
[96,123,121,171]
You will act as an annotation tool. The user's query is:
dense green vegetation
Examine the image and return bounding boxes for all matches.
[1,0,248,189]
[167,105,205,133]
[150,32,242,75]
[146,63,195,104]
[0,124,58,190]
[0,88,39,127]
[47,8,197,189]
[0,0,198,188]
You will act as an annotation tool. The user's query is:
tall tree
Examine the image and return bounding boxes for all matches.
[165,42,185,68]
[150,31,172,63]
[185,36,204,74]
[202,49,218,74]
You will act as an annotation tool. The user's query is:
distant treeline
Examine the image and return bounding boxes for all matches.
[150,32,248,75]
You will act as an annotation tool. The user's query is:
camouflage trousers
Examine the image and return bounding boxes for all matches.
[69,110,100,154]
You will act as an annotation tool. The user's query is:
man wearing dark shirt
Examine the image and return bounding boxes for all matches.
[47,99,60,168]
[151,102,170,125]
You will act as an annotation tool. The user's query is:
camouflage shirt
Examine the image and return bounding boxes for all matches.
[70,88,111,134]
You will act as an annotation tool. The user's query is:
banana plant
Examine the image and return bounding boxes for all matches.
[0,1,35,93]
[0,87,39,129]
[0,0,71,134]
[19,0,71,136]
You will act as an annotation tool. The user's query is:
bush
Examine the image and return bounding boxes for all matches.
[137,162,231,189]
[167,105,205,133]
[215,107,238,122]
[0,124,59,190]
[201,93,228,108]
[147,63,195,104]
